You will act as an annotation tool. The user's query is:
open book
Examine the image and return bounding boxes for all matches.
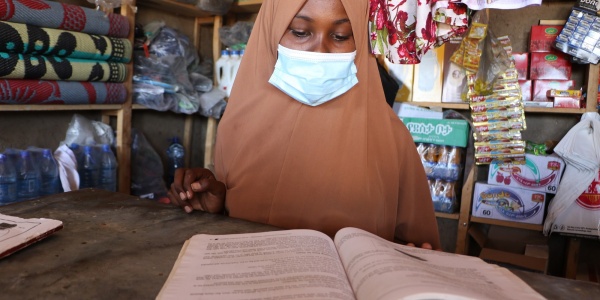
[157,227,545,300]
[0,213,63,259]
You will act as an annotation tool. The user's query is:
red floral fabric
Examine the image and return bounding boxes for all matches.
[369,0,469,64]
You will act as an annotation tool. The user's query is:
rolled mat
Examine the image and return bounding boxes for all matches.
[0,52,127,82]
[0,21,132,63]
[0,79,127,104]
[0,0,129,38]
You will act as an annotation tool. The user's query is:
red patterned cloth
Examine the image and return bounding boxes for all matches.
[369,0,469,64]
[0,79,126,104]
[0,0,129,38]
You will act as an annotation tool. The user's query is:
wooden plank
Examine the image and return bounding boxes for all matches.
[479,248,548,272]
[0,104,123,111]
[565,237,581,279]
[183,115,193,167]
[435,212,459,220]
[585,63,599,112]
[138,0,212,18]
[230,0,262,14]
[116,0,135,195]
[454,124,477,255]
[470,217,543,231]
[524,107,588,114]
[408,101,470,110]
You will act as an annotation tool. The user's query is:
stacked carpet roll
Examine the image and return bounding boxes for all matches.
[0,0,130,104]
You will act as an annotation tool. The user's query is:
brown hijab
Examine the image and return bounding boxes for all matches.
[215,0,440,247]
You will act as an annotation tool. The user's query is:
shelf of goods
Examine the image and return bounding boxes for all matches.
[0,1,136,194]
[135,0,263,171]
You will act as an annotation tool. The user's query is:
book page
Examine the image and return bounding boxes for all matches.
[334,227,545,300]
[157,229,356,300]
[0,213,63,259]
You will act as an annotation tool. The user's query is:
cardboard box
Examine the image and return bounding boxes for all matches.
[512,52,529,80]
[532,80,575,101]
[530,51,572,80]
[488,153,565,194]
[401,117,469,147]
[473,182,547,224]
[524,101,553,108]
[384,57,414,102]
[530,25,563,52]
[519,80,532,101]
[551,170,600,238]
[442,41,467,103]
[553,96,581,108]
[412,45,444,102]
[393,102,443,119]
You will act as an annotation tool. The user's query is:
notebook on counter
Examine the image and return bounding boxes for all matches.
[0,213,63,259]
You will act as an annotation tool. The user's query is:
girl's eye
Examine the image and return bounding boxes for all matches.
[332,34,351,41]
[291,30,310,38]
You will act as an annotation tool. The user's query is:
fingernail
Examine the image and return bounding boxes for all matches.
[191,182,201,190]
[179,192,187,200]
[184,206,192,213]
[187,191,193,198]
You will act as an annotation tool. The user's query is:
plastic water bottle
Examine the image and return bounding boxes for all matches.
[16,150,41,201]
[99,144,118,192]
[215,49,232,95]
[166,137,185,187]
[0,153,17,205]
[40,148,61,196]
[81,145,100,189]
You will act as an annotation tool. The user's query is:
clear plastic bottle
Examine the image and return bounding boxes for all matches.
[166,137,185,187]
[215,49,231,95]
[16,150,41,201]
[99,144,118,192]
[40,148,61,196]
[80,145,100,189]
[0,153,17,205]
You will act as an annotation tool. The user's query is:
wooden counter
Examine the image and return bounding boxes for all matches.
[0,189,598,299]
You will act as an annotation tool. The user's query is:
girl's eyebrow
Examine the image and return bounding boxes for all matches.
[294,15,350,26]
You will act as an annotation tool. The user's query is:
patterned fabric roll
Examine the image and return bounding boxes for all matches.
[0,21,132,63]
[0,52,127,82]
[0,0,129,38]
[0,79,126,104]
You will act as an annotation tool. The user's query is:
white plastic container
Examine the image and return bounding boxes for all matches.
[215,49,231,95]
[229,50,243,96]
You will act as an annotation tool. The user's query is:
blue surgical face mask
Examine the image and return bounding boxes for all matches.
[268,44,358,106]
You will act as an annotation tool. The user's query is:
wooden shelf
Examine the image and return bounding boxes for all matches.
[231,0,262,13]
[470,216,543,231]
[524,107,589,114]
[435,212,460,220]
[138,0,213,18]
[407,101,470,110]
[0,104,124,111]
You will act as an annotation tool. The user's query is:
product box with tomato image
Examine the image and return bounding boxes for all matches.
[550,170,600,238]
[473,182,547,225]
[488,153,565,194]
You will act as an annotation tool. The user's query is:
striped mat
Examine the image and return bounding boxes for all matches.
[0,52,127,82]
[0,21,132,63]
[0,0,129,38]
[0,79,126,104]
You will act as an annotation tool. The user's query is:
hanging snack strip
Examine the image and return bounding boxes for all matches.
[450,15,527,165]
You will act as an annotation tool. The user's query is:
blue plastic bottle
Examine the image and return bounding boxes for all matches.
[99,144,118,192]
[166,137,185,187]
[40,149,61,196]
[80,145,100,189]
[16,150,41,201]
[0,153,17,205]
